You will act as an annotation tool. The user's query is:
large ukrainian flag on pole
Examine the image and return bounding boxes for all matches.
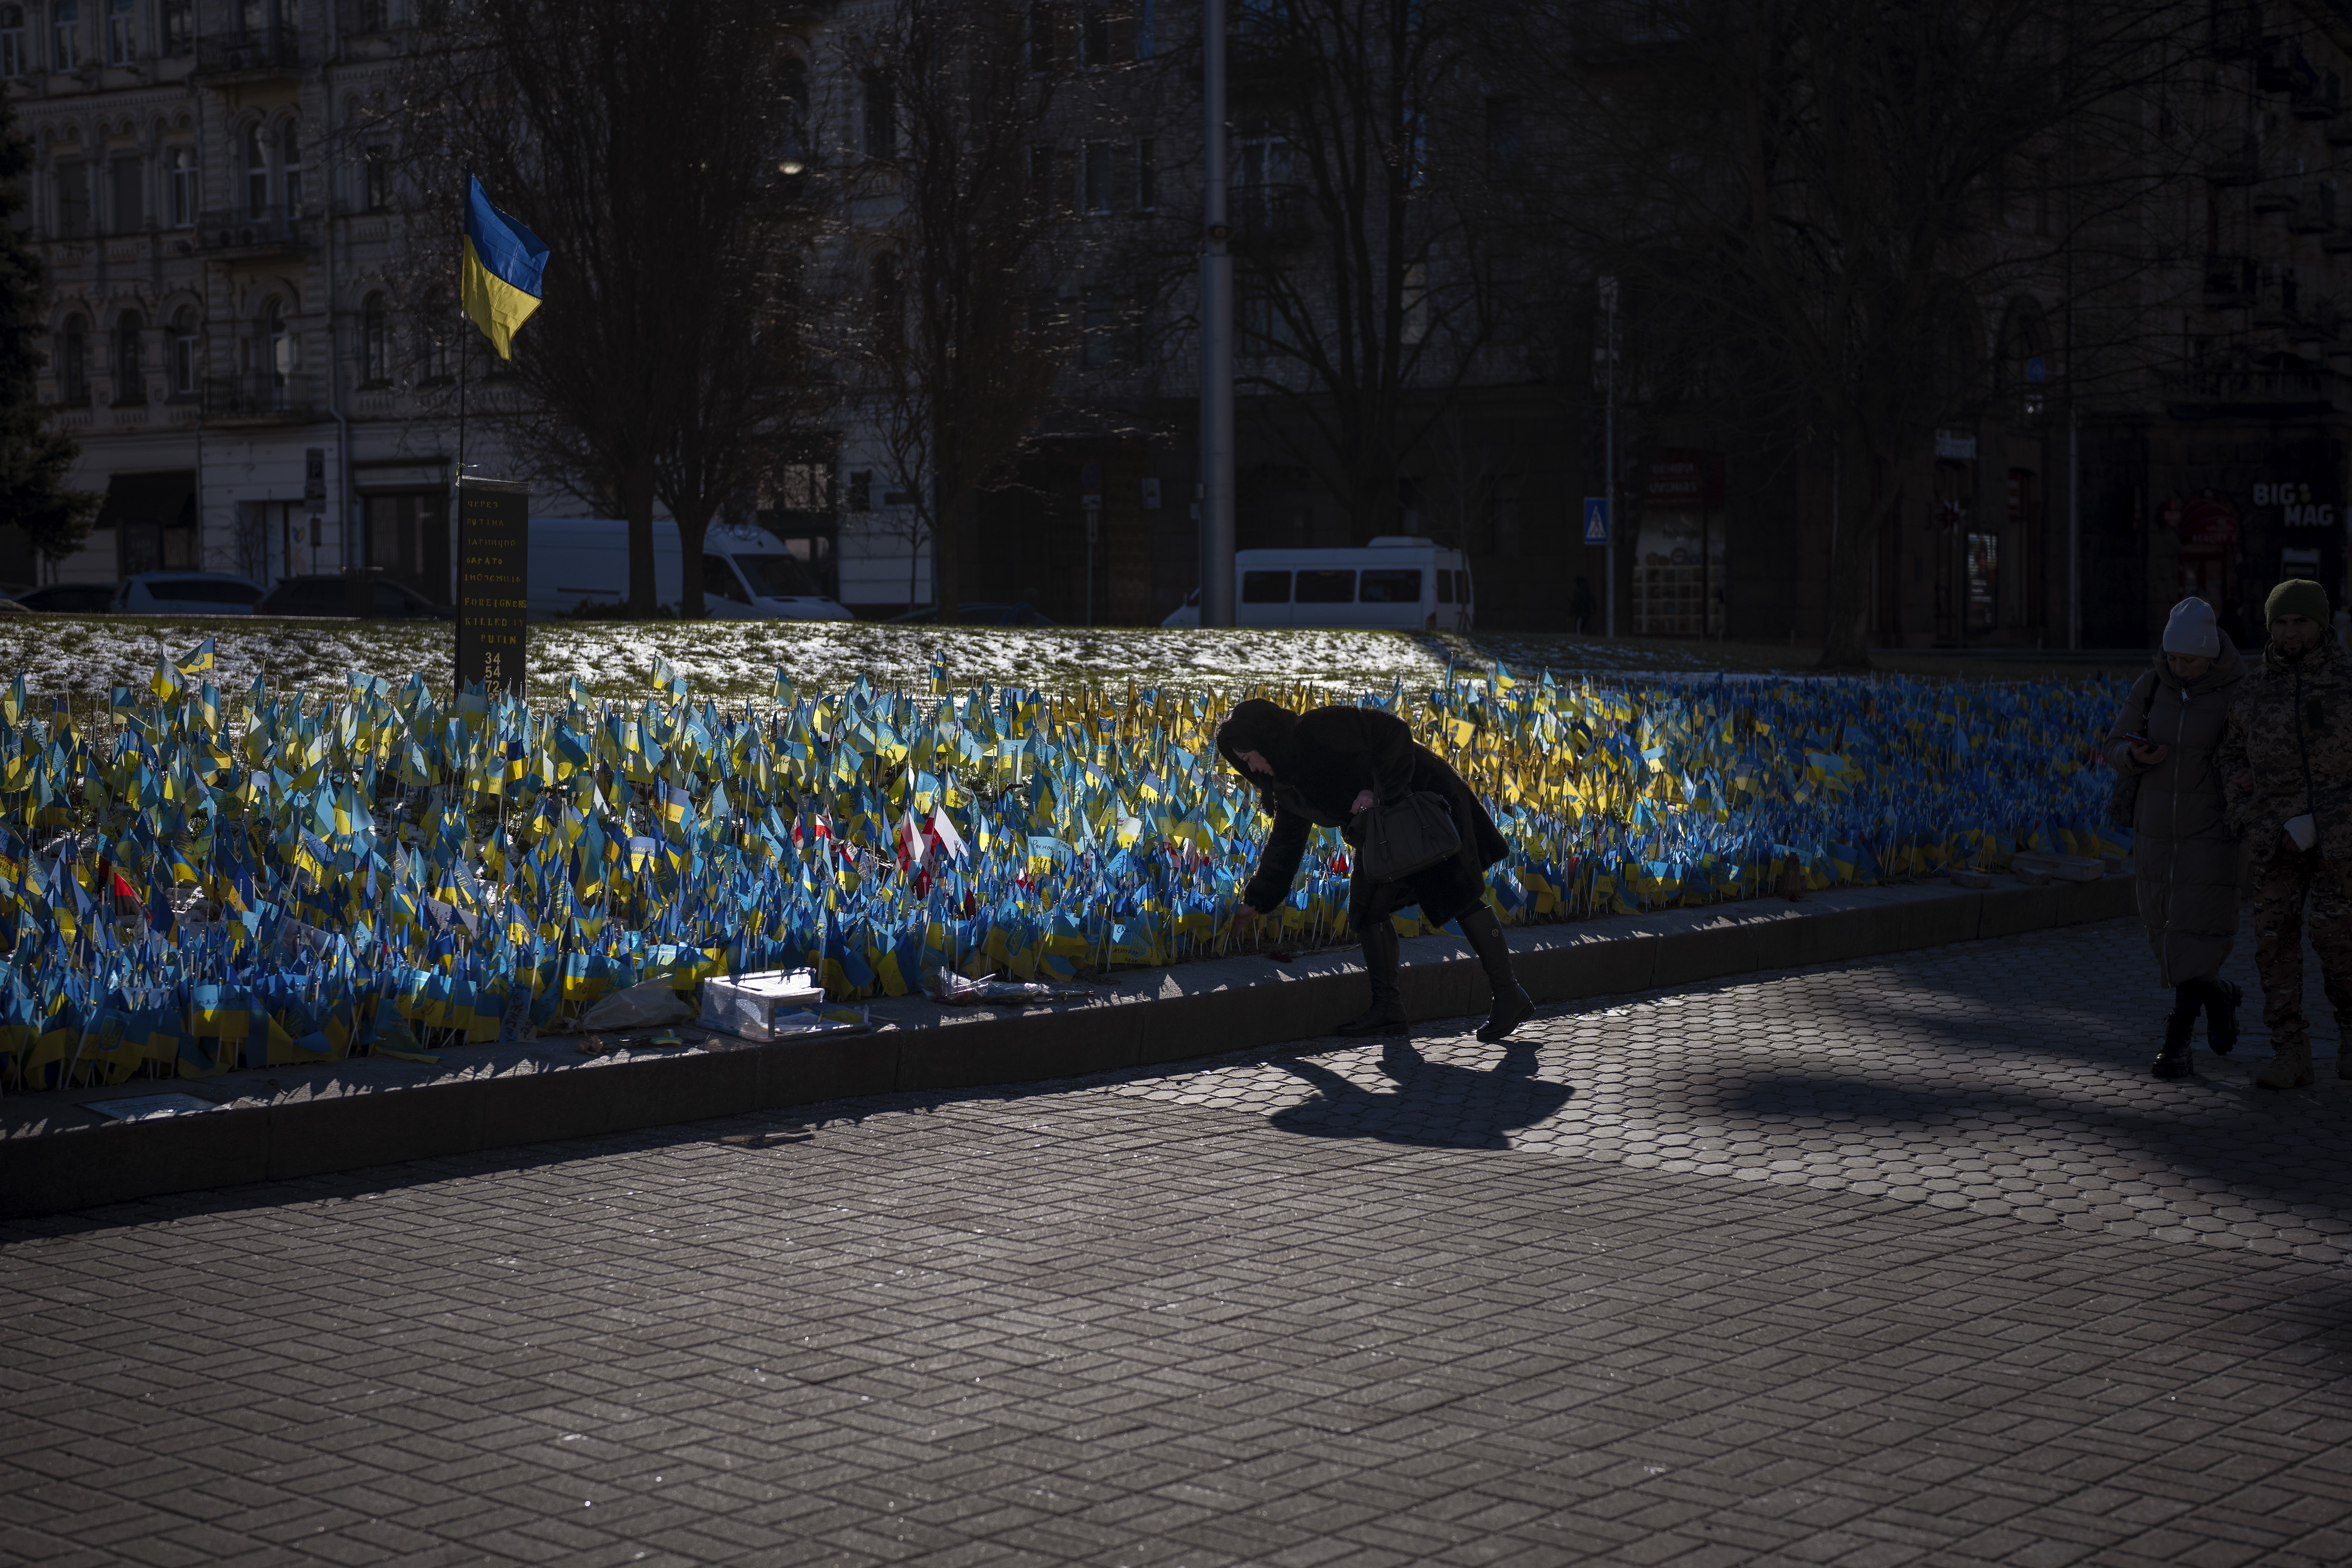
[460,175,550,360]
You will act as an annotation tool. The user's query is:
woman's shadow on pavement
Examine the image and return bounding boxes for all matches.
[1270,1038,1573,1151]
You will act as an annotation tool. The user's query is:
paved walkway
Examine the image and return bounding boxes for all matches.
[4,919,2350,1567]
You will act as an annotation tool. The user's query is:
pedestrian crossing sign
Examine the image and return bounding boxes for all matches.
[1582,497,1610,544]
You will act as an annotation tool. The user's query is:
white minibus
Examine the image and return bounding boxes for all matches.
[525,519,853,622]
[1161,537,1473,631]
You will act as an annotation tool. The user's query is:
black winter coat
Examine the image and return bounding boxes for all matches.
[1220,704,1509,926]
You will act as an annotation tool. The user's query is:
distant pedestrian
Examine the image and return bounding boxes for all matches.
[2104,597,2245,1078]
[1217,698,1532,1042]
[1570,576,1597,634]
[2217,579,2352,1088]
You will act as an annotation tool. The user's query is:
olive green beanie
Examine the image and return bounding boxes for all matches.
[2266,578,2330,627]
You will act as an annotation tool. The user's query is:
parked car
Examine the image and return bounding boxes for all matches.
[525,518,854,621]
[12,583,119,614]
[0,595,26,613]
[254,574,452,619]
[1161,537,1474,632]
[885,602,1058,626]
[115,572,267,615]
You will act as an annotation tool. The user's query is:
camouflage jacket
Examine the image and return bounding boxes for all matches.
[2217,640,2352,859]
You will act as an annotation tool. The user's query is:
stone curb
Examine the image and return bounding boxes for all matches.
[0,873,2135,1220]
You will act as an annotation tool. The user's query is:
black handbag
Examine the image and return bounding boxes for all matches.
[1356,791,1462,884]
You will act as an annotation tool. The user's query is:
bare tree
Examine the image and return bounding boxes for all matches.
[1221,0,1498,537]
[1492,0,2210,665]
[396,0,818,617]
[0,83,95,570]
[832,0,1075,624]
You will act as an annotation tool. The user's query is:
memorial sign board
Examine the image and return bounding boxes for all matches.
[455,478,529,697]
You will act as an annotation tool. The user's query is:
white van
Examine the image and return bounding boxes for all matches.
[525,519,853,622]
[1161,537,1474,631]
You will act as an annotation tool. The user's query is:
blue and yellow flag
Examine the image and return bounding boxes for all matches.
[461,175,550,360]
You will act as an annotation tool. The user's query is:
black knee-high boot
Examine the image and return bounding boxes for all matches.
[2152,982,2197,1079]
[2202,978,2241,1055]
[1335,915,1406,1035]
[1460,906,1534,1043]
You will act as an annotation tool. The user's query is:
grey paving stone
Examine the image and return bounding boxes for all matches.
[3,919,2350,1565]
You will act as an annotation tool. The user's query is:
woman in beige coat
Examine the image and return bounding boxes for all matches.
[2104,596,2246,1078]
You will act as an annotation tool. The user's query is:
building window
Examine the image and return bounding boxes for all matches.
[54,160,88,237]
[1026,2,1059,74]
[281,122,302,214]
[1239,283,1294,354]
[112,310,143,403]
[846,470,872,511]
[167,146,196,226]
[862,75,895,160]
[1486,96,1523,181]
[170,306,197,395]
[1400,262,1428,345]
[362,146,390,212]
[244,123,269,216]
[50,0,76,70]
[866,253,902,347]
[59,314,88,403]
[0,6,24,78]
[261,298,292,408]
[361,291,388,383]
[418,286,452,381]
[1082,141,1113,214]
[1239,133,1295,235]
[778,56,808,173]
[1135,138,1155,212]
[109,155,141,233]
[160,0,189,55]
[352,0,389,32]
[1078,1,1134,65]
[1082,287,1119,366]
[104,0,130,65]
[238,0,263,36]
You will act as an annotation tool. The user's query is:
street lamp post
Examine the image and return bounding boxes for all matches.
[1598,274,1618,639]
[1198,0,1235,628]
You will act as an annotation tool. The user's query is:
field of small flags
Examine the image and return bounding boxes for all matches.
[0,633,2131,1094]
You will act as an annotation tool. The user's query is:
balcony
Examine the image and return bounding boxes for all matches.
[197,206,318,260]
[2203,135,2261,186]
[202,373,318,424]
[2296,71,2342,121]
[1235,188,1312,249]
[2290,182,2333,234]
[2202,253,2256,308]
[194,32,301,82]
[2253,184,2299,216]
[2207,1,2262,59]
[2254,270,2300,327]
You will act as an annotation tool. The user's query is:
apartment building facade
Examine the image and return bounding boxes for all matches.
[20,0,2339,647]
[1,0,556,605]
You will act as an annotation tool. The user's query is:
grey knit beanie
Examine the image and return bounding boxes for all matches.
[2161,597,2218,657]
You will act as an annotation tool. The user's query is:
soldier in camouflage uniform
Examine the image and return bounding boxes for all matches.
[2216,579,2352,1088]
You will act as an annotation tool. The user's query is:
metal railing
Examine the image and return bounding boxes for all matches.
[194,32,299,76]
[2202,253,2256,302]
[196,206,318,256]
[2171,366,2343,408]
[201,373,317,420]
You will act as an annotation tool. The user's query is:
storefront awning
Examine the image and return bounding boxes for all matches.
[93,470,196,532]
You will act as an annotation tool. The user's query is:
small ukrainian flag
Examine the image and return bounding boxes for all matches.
[461,175,550,360]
